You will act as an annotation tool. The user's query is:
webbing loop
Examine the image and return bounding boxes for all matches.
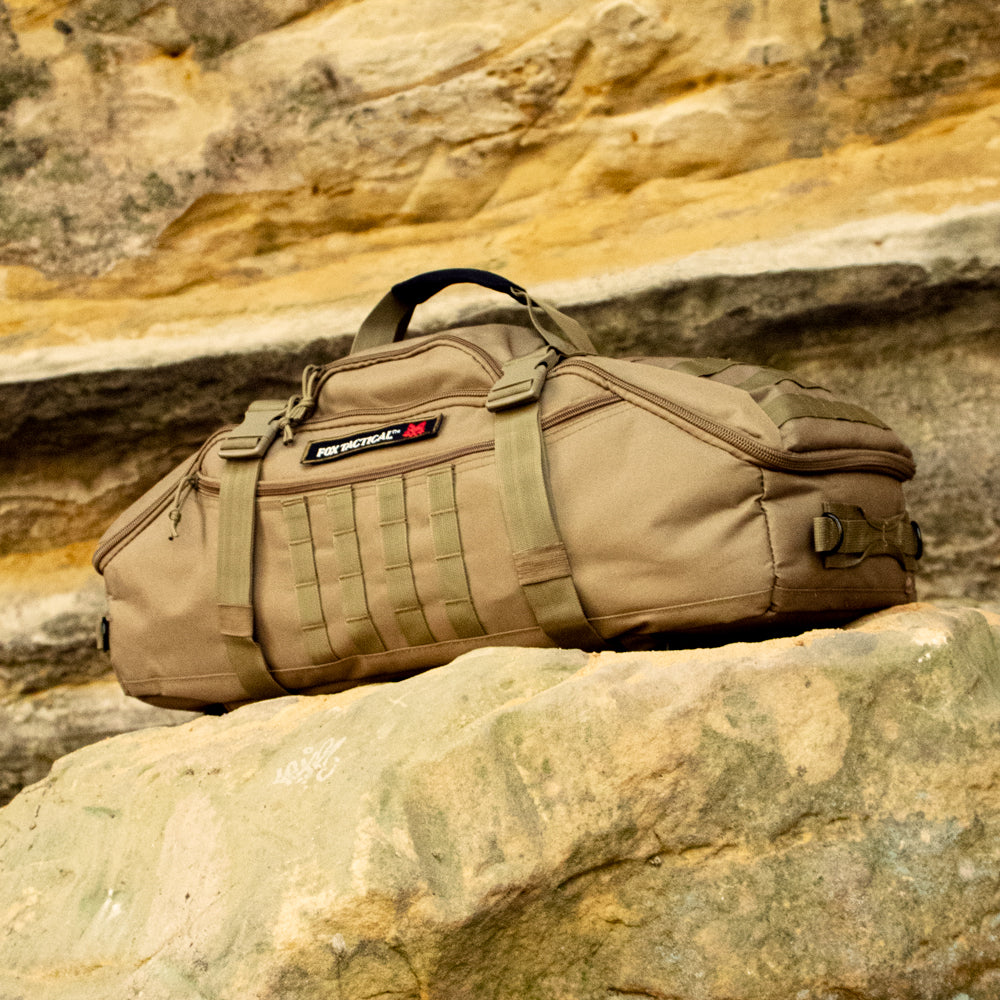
[377,476,437,646]
[813,502,923,571]
[428,467,487,639]
[327,486,387,655]
[281,497,339,665]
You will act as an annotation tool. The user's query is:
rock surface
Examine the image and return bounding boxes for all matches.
[0,679,195,807]
[2,604,1000,999]
[1,0,998,803]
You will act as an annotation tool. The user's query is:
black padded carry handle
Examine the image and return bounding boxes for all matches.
[350,268,596,356]
[391,268,526,308]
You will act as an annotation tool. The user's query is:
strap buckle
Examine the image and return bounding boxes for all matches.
[486,348,561,412]
[219,400,286,460]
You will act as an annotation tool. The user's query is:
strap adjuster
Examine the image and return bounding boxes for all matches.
[813,502,923,571]
[219,400,286,460]
[486,348,561,412]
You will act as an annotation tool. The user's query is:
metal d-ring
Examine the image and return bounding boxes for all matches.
[819,511,845,553]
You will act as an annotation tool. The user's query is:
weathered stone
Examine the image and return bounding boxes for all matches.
[0,548,107,697]
[2,0,999,828]
[0,678,195,807]
[1,604,999,999]
[1,0,999,279]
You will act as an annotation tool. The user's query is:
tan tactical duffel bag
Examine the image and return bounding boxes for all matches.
[93,269,922,711]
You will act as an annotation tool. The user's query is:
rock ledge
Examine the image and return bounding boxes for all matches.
[2,604,1000,999]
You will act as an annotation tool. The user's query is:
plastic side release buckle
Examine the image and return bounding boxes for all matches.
[219,400,286,460]
[486,348,561,412]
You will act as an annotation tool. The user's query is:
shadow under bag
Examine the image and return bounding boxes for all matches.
[93,269,923,710]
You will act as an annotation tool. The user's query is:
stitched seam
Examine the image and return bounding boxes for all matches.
[757,466,778,614]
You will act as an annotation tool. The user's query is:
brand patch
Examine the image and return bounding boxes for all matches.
[301,415,443,465]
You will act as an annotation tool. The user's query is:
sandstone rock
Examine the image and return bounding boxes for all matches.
[2,0,999,825]
[2,0,999,283]
[1,604,999,999]
[0,548,107,697]
[0,678,195,807]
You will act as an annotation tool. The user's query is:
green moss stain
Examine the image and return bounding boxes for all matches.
[78,0,149,33]
[0,193,45,242]
[82,41,110,74]
[142,172,177,207]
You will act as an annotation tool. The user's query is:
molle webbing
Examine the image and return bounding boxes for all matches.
[427,468,486,639]
[663,358,822,390]
[814,502,922,571]
[281,497,338,665]
[377,476,437,646]
[761,393,889,430]
[326,486,386,655]
[665,360,883,428]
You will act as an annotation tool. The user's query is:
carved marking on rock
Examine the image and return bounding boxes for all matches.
[274,735,347,785]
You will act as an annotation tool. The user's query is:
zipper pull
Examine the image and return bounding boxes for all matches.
[278,364,323,444]
[167,472,198,540]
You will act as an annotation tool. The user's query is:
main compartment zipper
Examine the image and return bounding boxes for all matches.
[93,348,913,572]
[92,392,618,570]
[558,359,916,479]
[195,394,620,500]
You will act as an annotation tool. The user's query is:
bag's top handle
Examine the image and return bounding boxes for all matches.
[349,268,598,356]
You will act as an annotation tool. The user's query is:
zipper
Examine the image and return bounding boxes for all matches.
[92,446,209,572]
[313,334,504,393]
[557,359,916,479]
[194,394,621,499]
[95,344,911,570]
[93,344,512,572]
[93,393,618,569]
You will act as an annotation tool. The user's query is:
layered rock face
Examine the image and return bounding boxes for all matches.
[1,0,998,799]
[2,605,1000,999]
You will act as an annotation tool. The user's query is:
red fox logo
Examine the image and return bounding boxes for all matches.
[403,421,427,438]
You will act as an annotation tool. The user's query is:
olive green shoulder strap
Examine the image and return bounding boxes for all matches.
[216,402,291,700]
[488,351,605,650]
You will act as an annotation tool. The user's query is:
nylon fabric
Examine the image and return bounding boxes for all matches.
[93,267,921,710]
[427,467,486,639]
[217,458,289,698]
[377,477,437,646]
[326,487,387,655]
[513,290,596,354]
[492,401,604,650]
[281,498,338,664]
[663,358,738,378]
[736,368,824,392]
[351,268,594,356]
[813,502,920,571]
[761,392,889,429]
